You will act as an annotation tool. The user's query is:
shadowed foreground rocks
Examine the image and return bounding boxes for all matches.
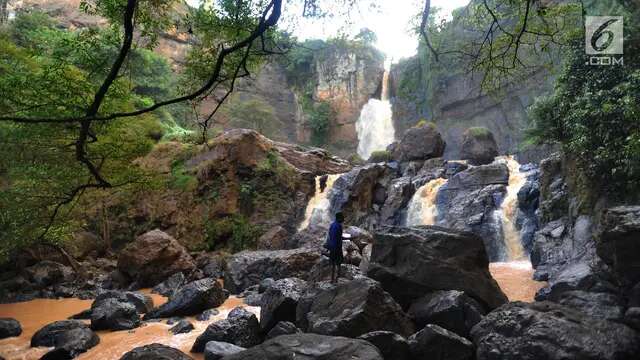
[31,320,99,359]
[221,333,383,360]
[119,343,192,360]
[144,278,227,319]
[471,301,640,360]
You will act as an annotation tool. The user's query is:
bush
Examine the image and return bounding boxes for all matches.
[464,127,492,139]
[414,119,437,129]
[368,150,392,163]
[205,215,260,252]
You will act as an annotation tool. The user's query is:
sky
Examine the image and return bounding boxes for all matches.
[186,0,470,61]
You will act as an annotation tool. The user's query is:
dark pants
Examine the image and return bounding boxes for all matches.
[329,248,343,282]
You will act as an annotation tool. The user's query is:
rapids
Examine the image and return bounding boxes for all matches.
[0,291,258,360]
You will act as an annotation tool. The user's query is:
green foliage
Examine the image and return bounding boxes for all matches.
[169,159,197,191]
[347,153,365,165]
[204,214,260,252]
[354,28,377,45]
[225,98,285,140]
[465,126,492,139]
[528,34,640,194]
[414,119,436,128]
[368,150,392,163]
[308,101,332,146]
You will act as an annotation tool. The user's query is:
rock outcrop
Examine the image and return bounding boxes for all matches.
[117,229,196,287]
[409,324,474,360]
[357,331,411,360]
[296,278,414,337]
[597,206,640,286]
[221,333,384,360]
[392,123,446,162]
[459,127,499,165]
[224,248,321,294]
[260,277,307,333]
[366,226,507,310]
[471,301,640,360]
[407,290,485,337]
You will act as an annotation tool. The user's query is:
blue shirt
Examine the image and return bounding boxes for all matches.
[327,221,343,250]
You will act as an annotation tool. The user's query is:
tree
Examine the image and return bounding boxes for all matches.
[355,27,377,45]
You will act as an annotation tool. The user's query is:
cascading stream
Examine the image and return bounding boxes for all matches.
[496,155,527,260]
[298,174,341,230]
[356,67,396,160]
[405,178,448,226]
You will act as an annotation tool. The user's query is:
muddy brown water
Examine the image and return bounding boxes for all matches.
[0,290,257,360]
[0,263,542,359]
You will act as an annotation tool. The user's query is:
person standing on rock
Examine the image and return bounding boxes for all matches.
[326,212,344,283]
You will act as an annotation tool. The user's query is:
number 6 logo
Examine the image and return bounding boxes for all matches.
[586,16,624,55]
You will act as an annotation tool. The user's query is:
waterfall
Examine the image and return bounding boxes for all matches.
[298,174,341,230]
[405,178,448,226]
[356,69,396,160]
[496,155,527,260]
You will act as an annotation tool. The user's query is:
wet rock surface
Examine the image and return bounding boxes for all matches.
[296,277,414,337]
[357,331,410,360]
[31,320,99,358]
[144,278,227,319]
[91,297,140,331]
[265,321,301,339]
[191,307,261,352]
[471,301,640,360]
[221,333,384,360]
[367,226,507,310]
[0,318,21,339]
[204,341,246,360]
[409,324,474,360]
[407,290,485,337]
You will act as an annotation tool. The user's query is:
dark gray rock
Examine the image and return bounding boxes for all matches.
[459,127,498,165]
[296,277,414,338]
[220,333,383,360]
[197,254,225,279]
[366,226,507,310]
[471,301,640,360]
[357,331,410,360]
[91,297,140,331]
[344,226,374,250]
[379,177,414,225]
[260,278,307,333]
[191,307,261,352]
[598,206,640,286]
[256,226,289,250]
[258,278,276,293]
[68,309,92,320]
[195,309,220,321]
[119,343,192,360]
[151,272,186,298]
[22,261,74,288]
[224,248,321,294]
[31,320,99,358]
[265,321,301,339]
[393,123,446,162]
[144,278,228,319]
[409,324,474,360]
[407,290,485,337]
[0,318,22,339]
[166,317,184,325]
[307,259,362,283]
[204,341,245,360]
[623,307,640,331]
[94,290,154,314]
[169,320,194,334]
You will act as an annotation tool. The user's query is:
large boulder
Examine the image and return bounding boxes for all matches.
[191,307,261,352]
[256,226,289,250]
[598,206,640,286]
[90,297,140,331]
[119,343,192,360]
[22,260,74,288]
[459,127,499,165]
[366,226,507,310]
[224,248,321,294]
[260,277,307,333]
[144,278,227,319]
[471,301,640,360]
[221,333,384,360]
[151,272,186,298]
[265,321,302,339]
[31,320,99,358]
[0,318,22,339]
[393,123,446,162]
[407,290,485,337]
[357,331,411,360]
[409,324,474,360]
[94,290,154,313]
[296,277,414,337]
[117,230,196,287]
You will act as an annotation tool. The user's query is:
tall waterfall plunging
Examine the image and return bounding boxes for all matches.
[405,178,448,226]
[356,68,396,160]
[298,174,340,230]
[497,155,527,260]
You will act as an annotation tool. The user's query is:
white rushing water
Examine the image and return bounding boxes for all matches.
[405,178,448,226]
[298,174,341,230]
[496,155,527,260]
[356,68,396,160]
